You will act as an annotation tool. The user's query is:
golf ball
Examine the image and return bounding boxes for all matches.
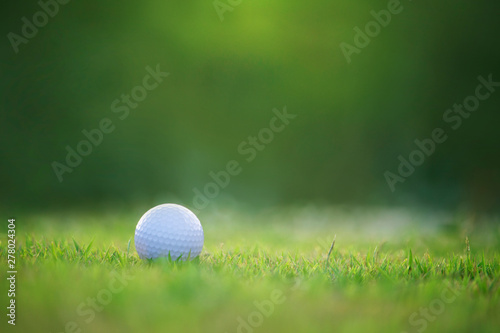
[134,204,204,260]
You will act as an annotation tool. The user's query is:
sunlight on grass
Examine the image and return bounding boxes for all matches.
[1,205,499,333]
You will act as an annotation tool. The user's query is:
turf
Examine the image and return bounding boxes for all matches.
[1,206,499,333]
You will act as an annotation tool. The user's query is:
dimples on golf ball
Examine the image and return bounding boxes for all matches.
[134,204,204,260]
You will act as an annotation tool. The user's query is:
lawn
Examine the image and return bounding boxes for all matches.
[1,205,499,333]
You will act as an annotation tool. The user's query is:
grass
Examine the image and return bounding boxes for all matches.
[1,205,499,333]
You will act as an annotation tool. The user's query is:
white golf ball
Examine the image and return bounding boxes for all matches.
[134,203,204,260]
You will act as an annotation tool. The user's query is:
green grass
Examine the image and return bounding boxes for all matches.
[1,206,499,333]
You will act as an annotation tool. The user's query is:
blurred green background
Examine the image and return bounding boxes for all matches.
[2,0,500,212]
